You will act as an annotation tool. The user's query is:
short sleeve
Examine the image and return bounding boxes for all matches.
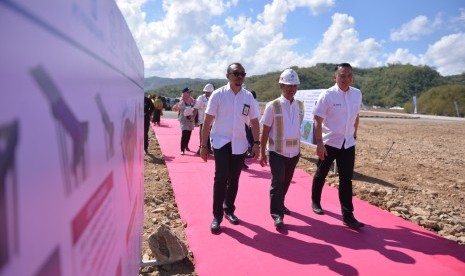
[205,91,218,116]
[260,102,274,127]
[313,92,327,119]
[247,93,258,120]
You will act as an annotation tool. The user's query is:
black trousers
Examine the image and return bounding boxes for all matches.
[153,110,161,123]
[269,151,300,219]
[144,116,151,150]
[180,130,192,151]
[212,142,246,220]
[311,144,356,214]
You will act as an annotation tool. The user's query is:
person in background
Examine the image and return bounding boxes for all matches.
[144,95,155,154]
[152,95,164,126]
[172,87,196,155]
[311,63,365,229]
[194,83,214,155]
[200,63,260,234]
[259,69,304,228]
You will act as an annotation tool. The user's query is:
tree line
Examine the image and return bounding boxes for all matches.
[145,63,465,117]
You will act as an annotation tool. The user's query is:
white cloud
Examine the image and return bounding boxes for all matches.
[390,15,441,41]
[117,1,464,79]
[117,0,334,78]
[384,33,465,76]
[309,13,382,68]
[449,8,465,32]
[385,48,423,65]
[424,33,465,76]
[290,0,335,15]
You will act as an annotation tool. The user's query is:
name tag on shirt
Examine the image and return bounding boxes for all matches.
[242,104,250,116]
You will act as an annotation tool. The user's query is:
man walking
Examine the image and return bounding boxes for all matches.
[194,83,214,155]
[260,69,304,228]
[200,63,260,233]
[311,63,364,229]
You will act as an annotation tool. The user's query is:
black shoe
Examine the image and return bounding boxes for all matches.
[224,213,239,225]
[312,202,324,215]
[186,147,191,151]
[211,218,221,233]
[274,217,284,228]
[343,216,365,229]
[283,207,290,215]
[242,163,249,170]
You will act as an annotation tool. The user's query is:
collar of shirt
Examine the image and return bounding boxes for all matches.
[279,95,297,122]
[226,82,246,96]
[335,83,353,95]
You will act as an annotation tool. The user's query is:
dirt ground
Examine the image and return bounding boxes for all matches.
[139,114,465,276]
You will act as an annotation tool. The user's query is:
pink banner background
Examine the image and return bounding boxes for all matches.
[0,0,144,275]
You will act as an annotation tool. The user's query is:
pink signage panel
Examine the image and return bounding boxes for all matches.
[0,0,144,275]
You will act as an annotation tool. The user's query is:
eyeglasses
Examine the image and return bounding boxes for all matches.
[230,71,247,78]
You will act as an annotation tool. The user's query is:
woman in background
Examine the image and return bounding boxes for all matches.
[172,87,196,155]
[152,95,164,126]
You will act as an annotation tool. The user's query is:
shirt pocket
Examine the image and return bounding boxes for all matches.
[330,102,346,117]
[240,99,251,122]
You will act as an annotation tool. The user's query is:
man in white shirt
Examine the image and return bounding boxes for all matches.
[200,63,260,234]
[311,63,364,229]
[259,69,304,228]
[194,83,214,155]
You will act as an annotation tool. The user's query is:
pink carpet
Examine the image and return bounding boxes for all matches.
[152,119,465,276]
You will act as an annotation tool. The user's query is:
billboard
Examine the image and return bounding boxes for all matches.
[0,0,144,275]
[295,89,325,146]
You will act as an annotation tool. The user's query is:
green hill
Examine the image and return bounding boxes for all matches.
[145,64,465,116]
[404,84,465,116]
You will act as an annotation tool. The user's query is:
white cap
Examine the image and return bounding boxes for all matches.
[279,69,300,85]
[203,83,214,92]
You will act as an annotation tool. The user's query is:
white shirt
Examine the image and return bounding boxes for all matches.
[206,83,258,154]
[194,93,209,124]
[313,84,362,149]
[261,96,302,158]
[246,98,262,126]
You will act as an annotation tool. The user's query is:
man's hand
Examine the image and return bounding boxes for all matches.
[251,144,260,161]
[259,152,267,167]
[200,147,209,162]
[316,142,327,160]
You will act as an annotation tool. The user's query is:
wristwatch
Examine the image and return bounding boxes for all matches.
[253,141,260,146]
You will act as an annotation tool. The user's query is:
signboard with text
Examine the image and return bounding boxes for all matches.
[0,0,144,275]
[295,89,325,146]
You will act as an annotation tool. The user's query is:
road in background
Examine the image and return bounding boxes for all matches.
[162,109,464,123]
[162,110,178,119]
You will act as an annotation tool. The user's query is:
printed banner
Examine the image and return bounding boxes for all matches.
[295,89,325,146]
[0,0,144,275]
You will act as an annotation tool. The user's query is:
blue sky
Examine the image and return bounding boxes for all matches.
[116,0,465,79]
